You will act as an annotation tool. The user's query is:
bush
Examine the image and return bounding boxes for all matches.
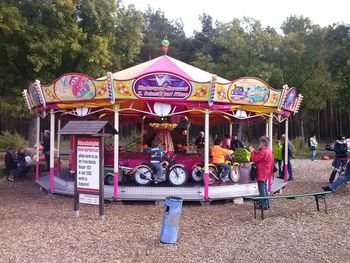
[0,130,28,150]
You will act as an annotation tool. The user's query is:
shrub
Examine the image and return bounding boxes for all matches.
[0,130,28,150]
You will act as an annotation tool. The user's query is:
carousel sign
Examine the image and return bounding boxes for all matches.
[133,73,192,99]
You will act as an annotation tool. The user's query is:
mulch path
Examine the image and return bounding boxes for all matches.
[1,159,350,263]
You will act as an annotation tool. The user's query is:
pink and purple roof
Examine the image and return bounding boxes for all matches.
[110,55,230,83]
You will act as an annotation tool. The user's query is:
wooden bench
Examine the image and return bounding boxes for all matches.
[244,191,332,220]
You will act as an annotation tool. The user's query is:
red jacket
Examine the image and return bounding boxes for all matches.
[250,146,274,181]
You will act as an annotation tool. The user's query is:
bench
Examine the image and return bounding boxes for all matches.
[244,191,332,220]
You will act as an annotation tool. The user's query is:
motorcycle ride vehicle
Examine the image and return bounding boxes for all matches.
[133,153,188,186]
[191,156,240,184]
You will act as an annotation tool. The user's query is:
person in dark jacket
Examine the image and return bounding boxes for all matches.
[328,135,348,183]
[230,135,244,151]
[42,130,50,172]
[280,134,294,181]
[17,148,29,178]
[5,146,17,182]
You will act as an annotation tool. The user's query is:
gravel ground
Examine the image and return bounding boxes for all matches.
[1,159,350,263]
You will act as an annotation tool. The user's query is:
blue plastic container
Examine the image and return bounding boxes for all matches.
[159,196,183,244]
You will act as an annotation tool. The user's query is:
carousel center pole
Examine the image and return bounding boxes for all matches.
[204,109,210,201]
[113,104,119,200]
[284,118,289,182]
[49,109,55,191]
[268,112,273,193]
[35,115,40,181]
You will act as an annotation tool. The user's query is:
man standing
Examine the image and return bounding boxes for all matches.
[309,135,318,161]
[328,135,348,183]
[281,134,294,181]
[249,136,274,210]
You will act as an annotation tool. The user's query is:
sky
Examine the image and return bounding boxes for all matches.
[123,0,349,36]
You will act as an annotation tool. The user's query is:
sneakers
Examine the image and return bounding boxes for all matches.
[221,176,228,183]
[322,186,332,192]
[7,176,14,182]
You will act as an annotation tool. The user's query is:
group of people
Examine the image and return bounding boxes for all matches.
[195,132,296,210]
[272,134,294,181]
[5,147,29,182]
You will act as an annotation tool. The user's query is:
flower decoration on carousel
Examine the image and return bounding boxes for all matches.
[193,85,207,97]
[216,86,227,100]
[271,93,279,104]
[44,87,57,100]
[98,83,108,95]
[149,122,177,130]
[117,83,131,96]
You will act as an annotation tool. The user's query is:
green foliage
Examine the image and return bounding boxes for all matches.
[119,129,142,152]
[0,0,143,115]
[0,130,28,149]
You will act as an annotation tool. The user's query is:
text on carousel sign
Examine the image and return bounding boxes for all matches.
[133,73,192,99]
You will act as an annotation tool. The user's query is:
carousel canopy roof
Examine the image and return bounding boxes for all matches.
[106,55,229,83]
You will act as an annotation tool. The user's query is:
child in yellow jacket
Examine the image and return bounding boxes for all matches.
[211,138,234,181]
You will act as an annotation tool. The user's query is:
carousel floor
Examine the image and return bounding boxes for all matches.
[36,173,288,201]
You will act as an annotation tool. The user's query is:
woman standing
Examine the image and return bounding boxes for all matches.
[249,136,274,210]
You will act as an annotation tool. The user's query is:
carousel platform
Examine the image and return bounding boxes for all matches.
[36,173,288,201]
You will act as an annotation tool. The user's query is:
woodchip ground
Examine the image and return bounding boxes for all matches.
[1,159,350,263]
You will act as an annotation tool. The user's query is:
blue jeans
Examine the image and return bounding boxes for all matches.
[152,163,163,179]
[257,180,269,209]
[283,160,293,180]
[216,163,230,178]
[329,172,350,192]
[329,158,348,183]
[311,150,316,161]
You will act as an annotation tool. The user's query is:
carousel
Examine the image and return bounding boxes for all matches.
[22,54,303,202]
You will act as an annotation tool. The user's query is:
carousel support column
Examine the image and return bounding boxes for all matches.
[265,120,269,137]
[49,109,55,191]
[140,116,145,152]
[204,109,210,201]
[268,112,273,193]
[229,123,233,137]
[113,104,119,200]
[35,115,40,181]
[284,118,289,182]
[56,118,61,176]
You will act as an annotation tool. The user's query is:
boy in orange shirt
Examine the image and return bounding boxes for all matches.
[211,138,234,181]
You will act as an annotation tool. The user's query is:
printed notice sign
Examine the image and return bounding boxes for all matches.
[79,193,99,205]
[76,137,100,191]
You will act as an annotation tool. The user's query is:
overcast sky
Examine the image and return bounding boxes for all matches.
[123,0,349,36]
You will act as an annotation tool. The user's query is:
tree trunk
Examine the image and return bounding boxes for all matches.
[317,110,321,140]
[339,107,343,135]
[330,101,334,140]
[27,117,37,147]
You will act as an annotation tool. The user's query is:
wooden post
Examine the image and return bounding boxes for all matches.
[73,135,79,219]
[99,135,105,220]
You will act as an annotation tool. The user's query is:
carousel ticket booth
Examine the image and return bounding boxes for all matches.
[22,55,303,202]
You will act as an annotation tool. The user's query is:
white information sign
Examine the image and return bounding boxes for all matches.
[79,193,100,205]
[76,137,100,191]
